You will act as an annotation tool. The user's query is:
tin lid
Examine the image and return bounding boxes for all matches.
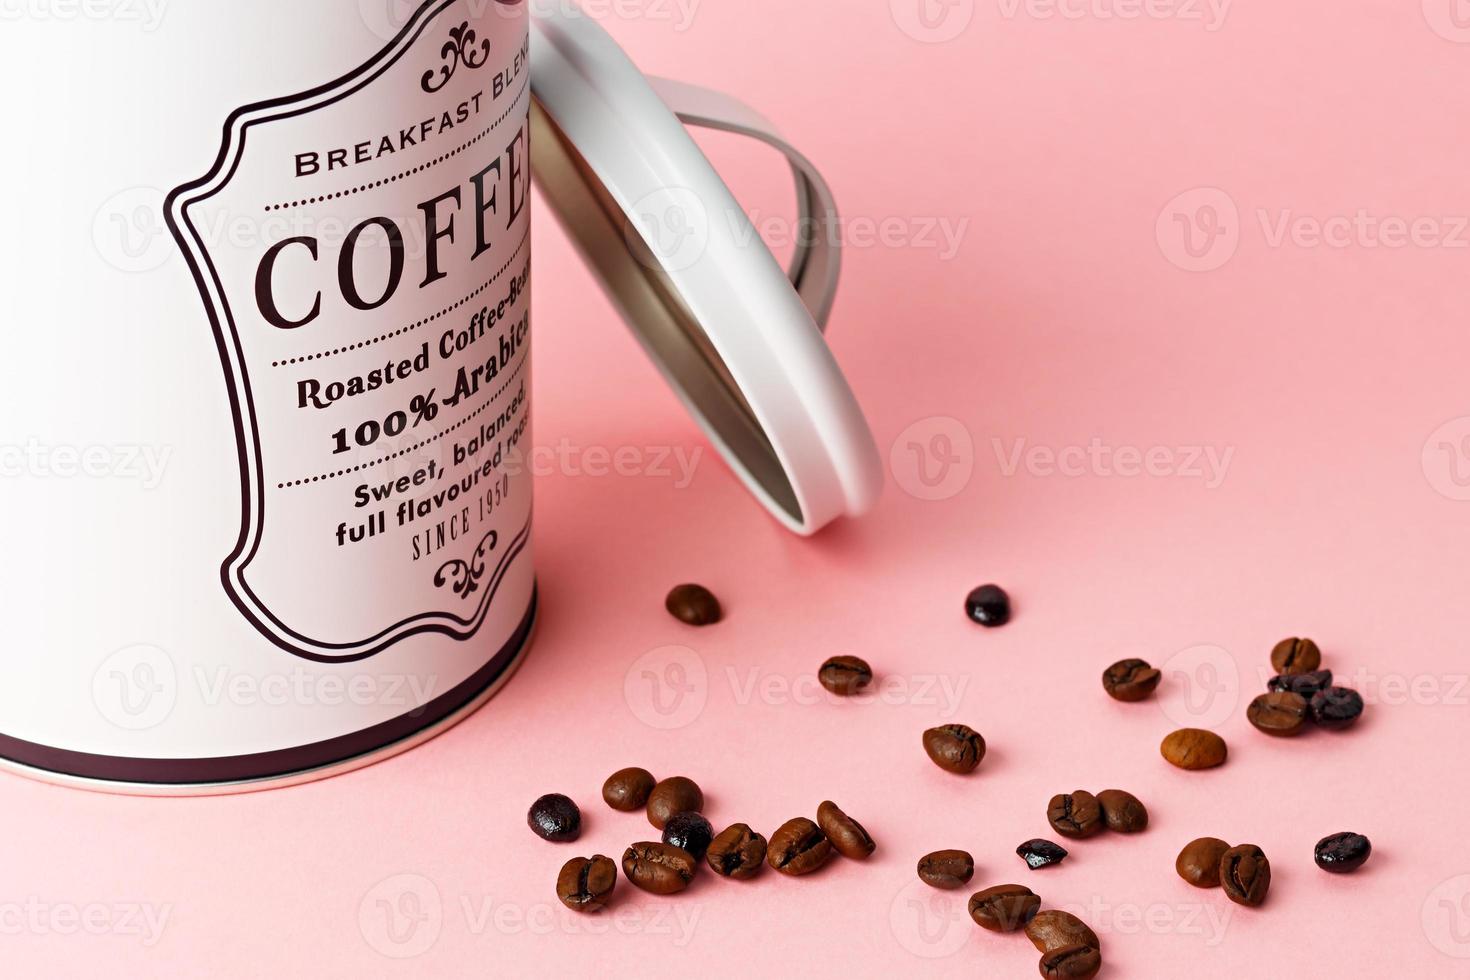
[529,7,882,535]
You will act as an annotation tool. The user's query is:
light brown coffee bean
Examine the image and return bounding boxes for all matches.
[968,884,1041,932]
[1025,910,1101,953]
[1270,636,1321,674]
[767,818,832,876]
[1160,728,1227,770]
[922,724,986,774]
[1176,837,1231,888]
[556,855,617,913]
[621,842,697,895]
[1247,691,1308,736]
[706,824,767,880]
[816,801,875,860]
[602,767,656,812]
[1096,789,1148,833]
[646,776,704,829]
[1047,791,1103,839]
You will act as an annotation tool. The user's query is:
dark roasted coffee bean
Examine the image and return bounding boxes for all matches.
[556,855,617,913]
[1096,789,1148,833]
[1315,832,1371,873]
[968,884,1041,932]
[1267,669,1333,700]
[1047,791,1103,839]
[527,794,581,842]
[1309,687,1364,730]
[665,584,721,626]
[602,767,656,812]
[1271,636,1321,674]
[923,724,986,774]
[646,776,704,829]
[1220,844,1271,907]
[965,584,1011,626]
[817,801,875,859]
[818,656,874,696]
[1025,910,1101,953]
[1017,839,1068,869]
[1176,837,1231,888]
[767,818,832,876]
[917,849,974,889]
[1102,658,1162,702]
[622,842,697,895]
[1247,691,1309,737]
[1039,944,1102,980]
[662,812,714,860]
[1160,728,1227,770]
[706,824,767,879]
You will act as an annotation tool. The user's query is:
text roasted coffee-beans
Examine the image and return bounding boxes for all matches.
[1096,789,1148,833]
[1039,944,1102,980]
[1025,910,1101,953]
[1309,687,1364,730]
[1017,839,1068,869]
[556,855,617,913]
[1247,691,1309,737]
[1160,728,1227,770]
[767,818,832,876]
[816,801,875,859]
[917,850,975,889]
[1315,832,1371,873]
[965,584,1011,626]
[528,794,582,842]
[661,811,715,860]
[968,884,1041,932]
[646,776,704,830]
[923,724,986,774]
[665,584,722,626]
[706,824,767,879]
[1219,844,1271,907]
[1271,637,1321,675]
[622,842,697,895]
[1176,837,1231,888]
[817,655,874,696]
[1102,658,1162,702]
[1047,791,1103,839]
[602,767,656,812]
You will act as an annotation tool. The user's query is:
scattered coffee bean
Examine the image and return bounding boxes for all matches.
[556,855,617,913]
[1315,832,1371,873]
[1176,837,1231,888]
[923,724,986,774]
[1219,844,1271,907]
[1102,658,1162,702]
[706,824,767,879]
[665,584,721,626]
[968,884,1041,932]
[1025,910,1101,953]
[767,818,832,876]
[622,842,697,895]
[527,794,581,842]
[1047,791,1103,839]
[646,776,704,829]
[965,584,1012,626]
[1309,687,1364,730]
[1039,944,1101,980]
[1017,839,1068,869]
[1096,789,1148,833]
[1247,691,1309,737]
[662,811,714,860]
[818,655,874,696]
[1271,636,1321,674]
[817,801,875,859]
[917,849,975,889]
[602,767,656,812]
[1160,728,1227,770]
[1267,669,1333,700]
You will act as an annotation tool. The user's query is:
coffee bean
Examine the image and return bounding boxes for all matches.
[1096,789,1148,833]
[1270,636,1321,674]
[1247,691,1309,737]
[1017,839,1068,869]
[917,849,974,889]
[1025,910,1100,953]
[1039,945,1102,980]
[556,855,617,913]
[818,656,874,696]
[1315,832,1371,873]
[965,584,1011,626]
[817,801,875,859]
[621,842,697,895]
[646,776,704,829]
[602,767,656,812]
[1047,791,1103,839]
[1309,687,1364,730]
[923,724,986,774]
[662,812,714,860]
[1267,669,1333,700]
[666,584,721,626]
[1160,728,1227,770]
[706,824,767,879]
[1102,658,1162,702]
[767,818,832,876]
[527,794,581,842]
[1176,837,1231,888]
[968,884,1041,932]
[1219,844,1271,906]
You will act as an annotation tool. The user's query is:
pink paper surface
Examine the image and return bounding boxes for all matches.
[7,1,1469,976]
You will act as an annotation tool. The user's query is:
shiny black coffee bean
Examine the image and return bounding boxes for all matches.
[818,656,874,696]
[556,855,617,913]
[527,794,581,842]
[707,824,767,879]
[1101,658,1162,702]
[666,584,722,626]
[1267,669,1333,700]
[1315,832,1371,873]
[917,849,974,889]
[1017,839,1068,869]
[1309,687,1364,730]
[965,584,1011,626]
[661,812,714,860]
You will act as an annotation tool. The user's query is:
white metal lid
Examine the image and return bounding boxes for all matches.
[529,6,882,535]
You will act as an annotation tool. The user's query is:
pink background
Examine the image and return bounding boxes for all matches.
[9,1,1470,975]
